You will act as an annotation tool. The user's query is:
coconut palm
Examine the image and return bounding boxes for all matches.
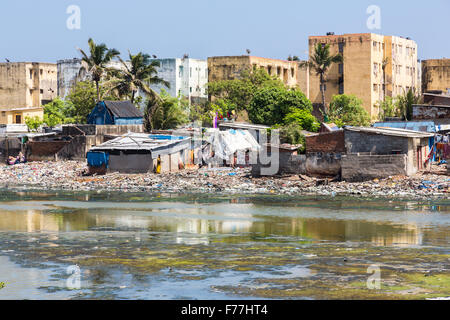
[300,43,343,113]
[105,51,170,103]
[77,38,120,102]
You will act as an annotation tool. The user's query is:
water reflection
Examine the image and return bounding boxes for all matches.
[0,196,448,246]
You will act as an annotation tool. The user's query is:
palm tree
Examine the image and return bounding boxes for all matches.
[106,51,170,103]
[77,38,120,102]
[300,43,343,114]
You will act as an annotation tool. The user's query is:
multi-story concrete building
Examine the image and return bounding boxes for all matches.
[57,58,125,98]
[421,59,450,95]
[149,58,208,104]
[0,62,57,124]
[208,56,300,88]
[308,33,418,119]
[58,57,208,104]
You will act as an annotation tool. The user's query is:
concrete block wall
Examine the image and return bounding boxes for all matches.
[341,154,408,182]
[345,131,409,154]
[306,153,342,177]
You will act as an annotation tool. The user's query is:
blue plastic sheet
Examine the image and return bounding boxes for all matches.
[87,151,109,168]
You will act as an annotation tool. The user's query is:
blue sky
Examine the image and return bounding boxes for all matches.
[0,0,448,63]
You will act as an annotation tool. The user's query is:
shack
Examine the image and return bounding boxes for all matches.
[87,100,143,125]
[218,122,269,144]
[87,133,192,174]
[342,127,433,181]
[202,128,260,167]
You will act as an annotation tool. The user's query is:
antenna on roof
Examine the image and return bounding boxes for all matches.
[246,49,251,55]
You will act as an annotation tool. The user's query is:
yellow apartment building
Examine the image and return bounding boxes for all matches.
[0,62,57,124]
[422,59,450,95]
[308,33,418,119]
[208,55,301,88]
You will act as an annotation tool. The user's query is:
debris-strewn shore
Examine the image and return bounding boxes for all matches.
[1,161,449,200]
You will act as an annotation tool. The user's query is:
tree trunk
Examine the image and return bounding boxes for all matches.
[320,73,326,115]
[96,81,100,103]
[131,90,136,104]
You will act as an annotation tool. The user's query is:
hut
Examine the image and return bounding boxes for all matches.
[87,101,143,125]
[87,133,192,174]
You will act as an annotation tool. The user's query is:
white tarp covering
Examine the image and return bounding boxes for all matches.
[204,129,260,161]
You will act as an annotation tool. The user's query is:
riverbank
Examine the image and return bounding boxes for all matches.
[1,161,450,199]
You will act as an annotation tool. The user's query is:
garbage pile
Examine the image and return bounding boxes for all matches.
[0,161,449,199]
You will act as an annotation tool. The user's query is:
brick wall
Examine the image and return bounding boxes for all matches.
[342,154,407,181]
[306,131,345,153]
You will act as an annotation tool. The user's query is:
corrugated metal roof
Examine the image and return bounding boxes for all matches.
[345,126,434,138]
[90,133,190,151]
[373,121,436,133]
[103,101,143,118]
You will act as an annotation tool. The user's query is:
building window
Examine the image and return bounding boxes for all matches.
[29,70,33,79]
[40,89,43,94]
[40,69,43,76]
[179,66,183,77]
[338,42,344,53]
[338,64,343,74]
[373,84,378,92]
[339,82,344,94]
[291,68,295,78]
[267,66,272,75]
[15,114,22,124]
[277,67,281,75]
[190,87,192,93]
[1,111,5,117]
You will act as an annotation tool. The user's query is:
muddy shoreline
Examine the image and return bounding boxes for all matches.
[1,161,450,200]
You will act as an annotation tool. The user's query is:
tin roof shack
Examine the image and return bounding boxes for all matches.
[218,122,269,144]
[342,127,433,181]
[87,101,143,125]
[203,129,261,167]
[87,133,191,174]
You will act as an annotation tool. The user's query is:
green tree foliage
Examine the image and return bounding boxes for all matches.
[105,51,170,103]
[66,81,118,123]
[41,97,82,127]
[397,88,421,121]
[207,67,284,112]
[145,90,189,130]
[77,38,120,102]
[25,116,43,132]
[283,109,320,132]
[300,43,343,113]
[248,86,313,126]
[328,94,371,127]
[377,96,401,120]
[272,123,306,153]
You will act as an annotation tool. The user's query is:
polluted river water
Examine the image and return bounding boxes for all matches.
[0,189,448,300]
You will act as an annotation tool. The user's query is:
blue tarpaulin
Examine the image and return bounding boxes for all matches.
[87,151,109,168]
[148,135,185,140]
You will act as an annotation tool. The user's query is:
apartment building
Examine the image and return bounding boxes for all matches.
[421,58,450,95]
[308,33,418,119]
[0,62,57,124]
[208,55,300,88]
[149,58,208,104]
